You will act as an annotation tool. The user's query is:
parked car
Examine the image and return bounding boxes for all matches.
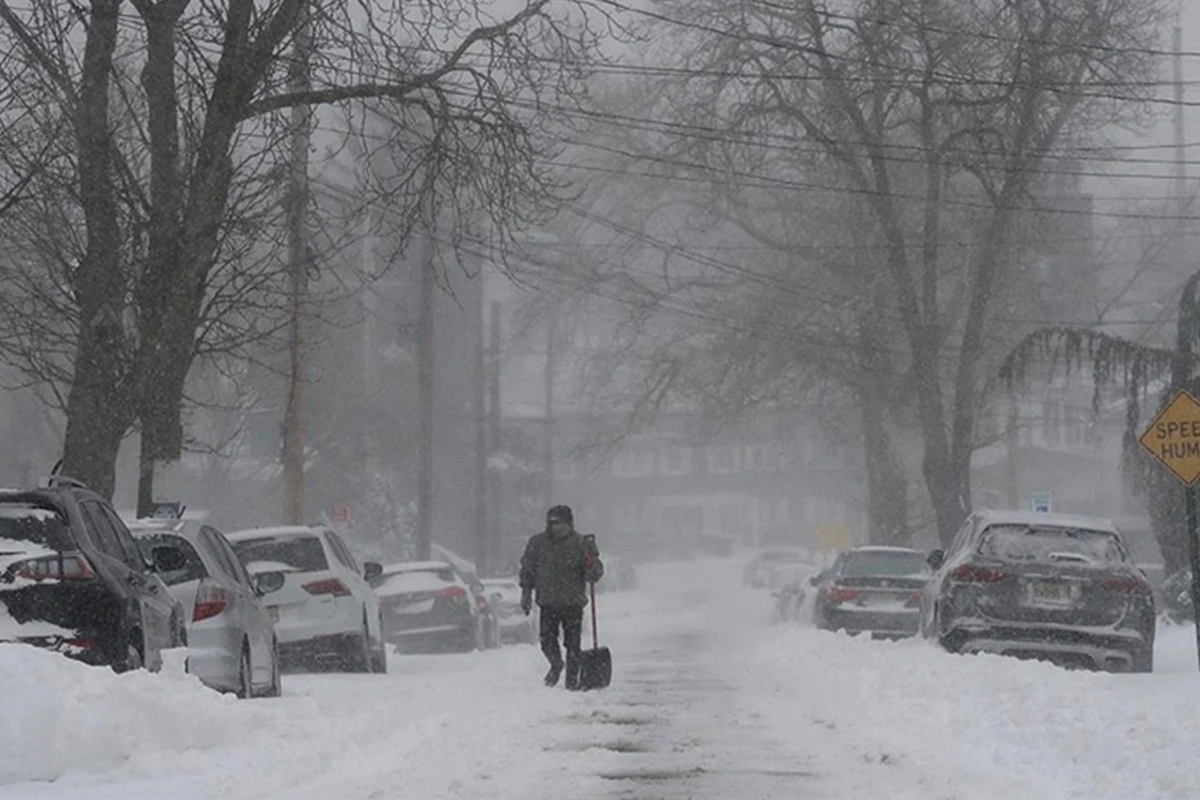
[743,549,811,589]
[920,510,1156,672]
[227,526,386,673]
[371,561,488,652]
[769,562,819,624]
[481,577,537,644]
[811,546,929,638]
[0,478,188,672]
[128,518,281,697]
[596,554,638,594]
[431,545,500,649]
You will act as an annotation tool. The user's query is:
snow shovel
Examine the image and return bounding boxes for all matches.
[578,578,611,691]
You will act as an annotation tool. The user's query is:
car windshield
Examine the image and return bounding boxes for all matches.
[134,533,207,586]
[839,551,928,578]
[0,504,73,552]
[231,536,328,572]
[978,525,1130,565]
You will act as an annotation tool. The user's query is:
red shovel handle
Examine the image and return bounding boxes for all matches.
[585,548,599,647]
[590,578,599,647]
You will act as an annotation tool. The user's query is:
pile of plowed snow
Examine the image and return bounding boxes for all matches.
[0,644,274,783]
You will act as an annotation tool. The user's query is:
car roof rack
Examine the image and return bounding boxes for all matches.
[38,474,89,490]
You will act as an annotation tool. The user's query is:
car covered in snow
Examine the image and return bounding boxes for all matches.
[743,548,812,589]
[920,510,1156,672]
[128,518,282,697]
[810,546,929,638]
[481,577,537,644]
[371,560,491,652]
[0,480,188,672]
[227,526,387,673]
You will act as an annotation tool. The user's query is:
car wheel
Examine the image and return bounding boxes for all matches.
[261,640,282,697]
[344,619,372,673]
[116,641,143,674]
[236,643,252,699]
[1131,647,1154,674]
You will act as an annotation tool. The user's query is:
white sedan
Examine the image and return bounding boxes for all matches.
[227,525,387,673]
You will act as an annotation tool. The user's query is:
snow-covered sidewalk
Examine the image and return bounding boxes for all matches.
[4,557,1200,799]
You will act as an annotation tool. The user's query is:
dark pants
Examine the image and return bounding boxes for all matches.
[540,605,583,687]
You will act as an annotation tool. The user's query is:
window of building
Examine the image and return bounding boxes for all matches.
[706,445,739,474]
[615,502,642,531]
[659,446,693,476]
[613,448,656,477]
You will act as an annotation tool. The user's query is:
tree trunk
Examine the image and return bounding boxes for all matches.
[61,342,128,497]
[61,0,128,498]
[860,391,909,546]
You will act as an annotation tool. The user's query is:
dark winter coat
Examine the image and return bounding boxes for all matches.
[519,529,604,608]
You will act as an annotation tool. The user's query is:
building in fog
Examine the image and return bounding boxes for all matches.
[485,408,862,566]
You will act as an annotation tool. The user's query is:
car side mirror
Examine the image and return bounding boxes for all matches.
[927,549,945,570]
[151,545,187,573]
[363,562,383,582]
[254,571,286,596]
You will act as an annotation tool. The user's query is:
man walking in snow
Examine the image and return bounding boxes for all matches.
[520,505,604,689]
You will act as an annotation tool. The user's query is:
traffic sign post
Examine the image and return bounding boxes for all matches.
[1138,389,1200,671]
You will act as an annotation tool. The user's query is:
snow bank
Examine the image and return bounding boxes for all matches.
[0,644,273,784]
[747,625,1200,800]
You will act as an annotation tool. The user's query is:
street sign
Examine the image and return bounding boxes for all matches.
[1137,389,1200,486]
[813,522,850,553]
[1030,491,1052,513]
[1139,388,1200,672]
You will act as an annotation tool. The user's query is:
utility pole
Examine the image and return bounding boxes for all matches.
[416,230,435,561]
[1175,25,1187,215]
[487,301,503,571]
[543,314,556,508]
[472,267,488,575]
[281,2,312,526]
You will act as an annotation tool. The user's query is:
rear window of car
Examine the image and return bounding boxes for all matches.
[978,525,1130,565]
[0,504,74,551]
[840,551,928,578]
[134,533,207,586]
[375,567,455,595]
[230,535,328,572]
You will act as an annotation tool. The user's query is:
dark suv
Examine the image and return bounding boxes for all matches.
[0,477,188,671]
[921,510,1156,672]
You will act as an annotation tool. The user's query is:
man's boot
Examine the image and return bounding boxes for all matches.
[544,662,563,687]
[564,655,580,691]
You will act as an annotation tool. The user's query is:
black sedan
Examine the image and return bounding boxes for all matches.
[811,546,929,638]
[920,510,1155,672]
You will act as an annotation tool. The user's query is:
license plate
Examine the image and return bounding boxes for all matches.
[398,598,435,615]
[1030,582,1072,607]
[266,605,279,623]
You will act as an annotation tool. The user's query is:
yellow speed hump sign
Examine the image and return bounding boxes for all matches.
[1138,390,1200,486]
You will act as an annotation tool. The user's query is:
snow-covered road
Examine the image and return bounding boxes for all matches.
[4,557,1200,799]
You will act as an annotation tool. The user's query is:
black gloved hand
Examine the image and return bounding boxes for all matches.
[520,590,532,616]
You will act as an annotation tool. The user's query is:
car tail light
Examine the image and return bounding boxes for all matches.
[193,580,229,622]
[302,578,351,597]
[437,585,468,602]
[823,585,858,603]
[10,552,96,582]
[1102,577,1152,596]
[63,636,94,651]
[905,590,923,607]
[949,564,1006,583]
[475,594,488,612]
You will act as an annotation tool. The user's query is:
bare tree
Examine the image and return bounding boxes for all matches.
[0,0,621,500]
[643,0,1166,544]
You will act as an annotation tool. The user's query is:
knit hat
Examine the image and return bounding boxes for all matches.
[546,505,574,525]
